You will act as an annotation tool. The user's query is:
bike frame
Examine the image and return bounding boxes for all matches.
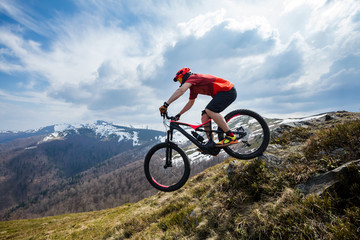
[164,114,225,156]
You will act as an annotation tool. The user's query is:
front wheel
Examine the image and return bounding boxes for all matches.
[218,109,270,159]
[144,142,190,192]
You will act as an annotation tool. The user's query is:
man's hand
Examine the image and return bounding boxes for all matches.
[174,114,181,121]
[159,102,169,116]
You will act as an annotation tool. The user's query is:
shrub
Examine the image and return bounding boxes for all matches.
[304,119,360,169]
[272,126,313,145]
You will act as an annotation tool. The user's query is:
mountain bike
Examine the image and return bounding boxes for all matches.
[144,109,270,192]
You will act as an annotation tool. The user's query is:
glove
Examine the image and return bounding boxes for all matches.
[159,102,169,115]
[174,114,181,121]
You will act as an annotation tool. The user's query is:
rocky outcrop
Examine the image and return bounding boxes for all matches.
[271,112,338,141]
[296,159,360,196]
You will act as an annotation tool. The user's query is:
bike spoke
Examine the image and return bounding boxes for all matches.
[218,110,270,159]
[147,145,187,189]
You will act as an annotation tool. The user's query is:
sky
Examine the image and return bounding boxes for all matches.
[1,0,360,131]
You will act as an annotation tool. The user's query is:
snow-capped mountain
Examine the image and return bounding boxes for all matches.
[40,120,164,146]
[0,120,167,217]
[0,120,165,146]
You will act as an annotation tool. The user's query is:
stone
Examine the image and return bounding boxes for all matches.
[258,154,282,166]
[296,159,360,196]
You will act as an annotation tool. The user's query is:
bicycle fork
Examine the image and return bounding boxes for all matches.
[164,129,173,169]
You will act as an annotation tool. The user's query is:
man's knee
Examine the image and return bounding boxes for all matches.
[205,108,217,117]
[201,110,210,122]
[205,108,212,115]
[202,110,209,117]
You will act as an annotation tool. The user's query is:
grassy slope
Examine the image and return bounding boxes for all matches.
[0,162,229,239]
[1,111,360,239]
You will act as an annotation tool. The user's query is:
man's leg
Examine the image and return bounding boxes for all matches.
[204,87,237,146]
[205,109,230,133]
[201,111,212,139]
[205,108,237,146]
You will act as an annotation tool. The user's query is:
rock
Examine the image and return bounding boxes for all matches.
[325,114,333,121]
[270,128,283,141]
[280,122,298,129]
[258,154,282,166]
[330,148,345,158]
[227,160,237,177]
[271,121,310,141]
[268,144,283,150]
[296,159,360,196]
[184,210,198,226]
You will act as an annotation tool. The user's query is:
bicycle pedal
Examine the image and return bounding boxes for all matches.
[196,148,205,154]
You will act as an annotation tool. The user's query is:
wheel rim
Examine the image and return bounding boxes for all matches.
[225,114,266,155]
[148,146,187,189]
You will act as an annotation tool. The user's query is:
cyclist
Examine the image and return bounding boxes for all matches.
[159,67,238,147]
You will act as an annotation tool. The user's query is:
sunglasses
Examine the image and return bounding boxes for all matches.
[173,70,184,82]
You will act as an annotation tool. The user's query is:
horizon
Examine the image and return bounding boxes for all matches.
[1,110,342,133]
[1,0,360,131]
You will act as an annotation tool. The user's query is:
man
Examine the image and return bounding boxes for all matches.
[159,67,238,147]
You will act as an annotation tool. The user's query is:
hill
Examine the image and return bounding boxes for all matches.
[0,111,360,239]
[0,119,232,220]
[0,121,165,220]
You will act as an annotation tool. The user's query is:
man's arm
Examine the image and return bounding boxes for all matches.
[166,82,192,105]
[178,99,195,116]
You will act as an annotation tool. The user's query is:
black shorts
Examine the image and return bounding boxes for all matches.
[203,87,237,114]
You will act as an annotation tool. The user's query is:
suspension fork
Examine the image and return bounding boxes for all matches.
[164,128,173,168]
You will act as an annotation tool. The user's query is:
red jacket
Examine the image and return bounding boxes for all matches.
[186,74,234,99]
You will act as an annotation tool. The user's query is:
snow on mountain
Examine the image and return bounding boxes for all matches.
[279,113,328,124]
[40,120,164,146]
[1,113,333,147]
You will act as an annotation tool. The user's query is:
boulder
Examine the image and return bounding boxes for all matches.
[296,159,360,196]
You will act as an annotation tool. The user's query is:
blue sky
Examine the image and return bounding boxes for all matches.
[1,0,360,131]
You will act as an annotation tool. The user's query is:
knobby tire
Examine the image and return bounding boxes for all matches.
[218,109,270,159]
[144,142,190,192]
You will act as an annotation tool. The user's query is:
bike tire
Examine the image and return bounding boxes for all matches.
[218,109,270,159]
[144,142,190,192]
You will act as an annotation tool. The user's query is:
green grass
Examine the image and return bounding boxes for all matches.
[304,119,360,170]
[272,126,314,145]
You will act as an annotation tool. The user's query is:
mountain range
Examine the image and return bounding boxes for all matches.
[0,121,165,220]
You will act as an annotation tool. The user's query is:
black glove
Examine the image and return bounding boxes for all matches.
[174,114,181,121]
[159,102,169,116]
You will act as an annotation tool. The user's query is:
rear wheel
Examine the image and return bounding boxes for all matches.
[218,109,270,159]
[144,142,190,192]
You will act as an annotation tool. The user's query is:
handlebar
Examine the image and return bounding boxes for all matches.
[161,112,177,121]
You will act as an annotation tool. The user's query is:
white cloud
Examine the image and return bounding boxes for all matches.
[1,0,360,130]
[178,9,227,38]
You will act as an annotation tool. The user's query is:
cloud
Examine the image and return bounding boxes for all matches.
[0,1,169,129]
[1,2,164,102]
[354,10,360,23]
[167,23,276,61]
[260,40,304,80]
[150,11,279,92]
[1,0,360,130]
[241,53,360,115]
[318,54,360,101]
